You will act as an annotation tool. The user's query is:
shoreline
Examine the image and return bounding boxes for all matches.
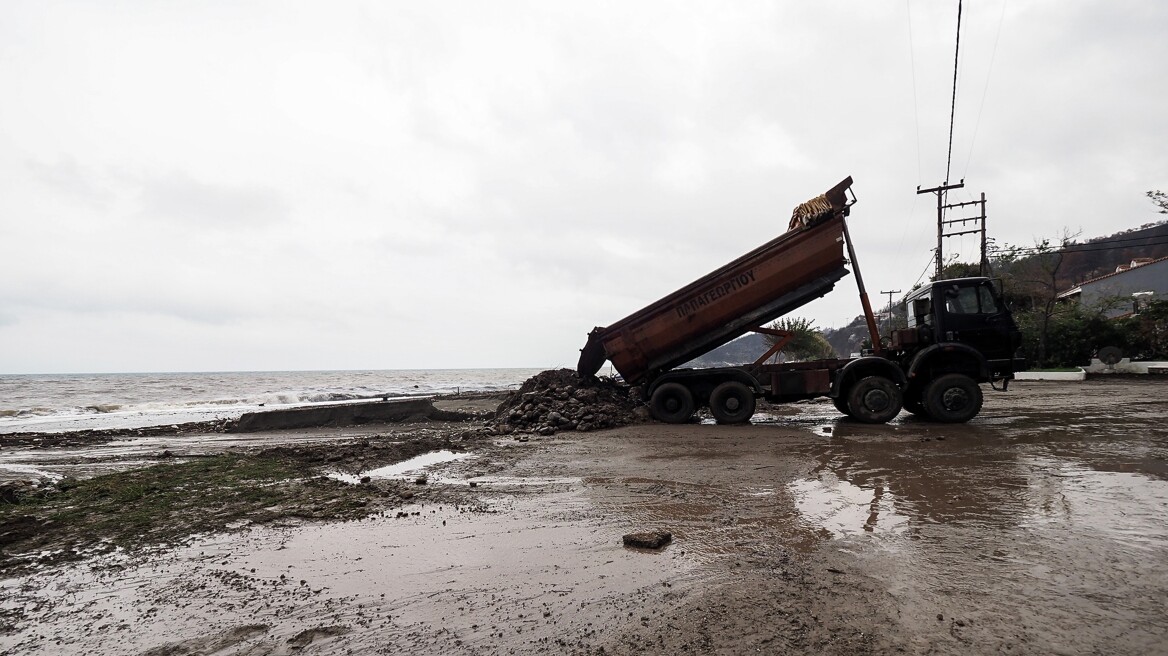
[2,379,1166,653]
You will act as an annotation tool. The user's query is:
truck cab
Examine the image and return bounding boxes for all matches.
[889,277,1026,421]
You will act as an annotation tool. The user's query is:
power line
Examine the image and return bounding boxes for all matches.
[905,0,923,184]
[1077,231,1168,245]
[989,237,1168,256]
[989,230,1168,251]
[910,253,936,287]
[944,0,964,185]
[963,0,1008,179]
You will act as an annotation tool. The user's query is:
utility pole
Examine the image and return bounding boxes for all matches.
[916,181,989,279]
[880,289,901,335]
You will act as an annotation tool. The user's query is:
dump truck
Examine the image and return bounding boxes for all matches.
[576,176,1026,424]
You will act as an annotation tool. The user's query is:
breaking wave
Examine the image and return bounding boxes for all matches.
[0,368,544,433]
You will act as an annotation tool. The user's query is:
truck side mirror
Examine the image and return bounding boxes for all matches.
[913,298,932,320]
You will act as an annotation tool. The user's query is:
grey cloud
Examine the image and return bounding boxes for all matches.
[139,173,288,226]
[26,157,114,208]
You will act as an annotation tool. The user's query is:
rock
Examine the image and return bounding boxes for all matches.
[1,481,26,503]
[622,530,672,550]
[360,476,372,484]
[415,476,428,485]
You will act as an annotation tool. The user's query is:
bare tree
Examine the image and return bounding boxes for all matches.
[1148,190,1168,214]
[995,229,1081,367]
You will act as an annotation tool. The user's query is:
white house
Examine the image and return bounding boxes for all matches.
[1057,256,1168,318]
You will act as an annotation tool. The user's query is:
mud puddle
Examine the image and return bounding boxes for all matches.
[1,488,695,655]
[783,385,1168,653]
[328,450,474,484]
[788,474,909,538]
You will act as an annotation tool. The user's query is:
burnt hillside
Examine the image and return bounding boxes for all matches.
[1053,221,1168,287]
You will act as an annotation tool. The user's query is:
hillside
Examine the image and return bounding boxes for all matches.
[817,219,1168,353]
[823,317,871,358]
[683,332,772,367]
[1056,220,1168,287]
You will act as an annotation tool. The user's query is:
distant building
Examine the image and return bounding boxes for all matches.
[1057,256,1168,318]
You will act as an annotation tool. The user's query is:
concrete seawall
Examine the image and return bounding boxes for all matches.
[229,398,437,433]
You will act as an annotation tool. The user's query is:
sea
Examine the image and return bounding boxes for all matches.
[0,368,547,434]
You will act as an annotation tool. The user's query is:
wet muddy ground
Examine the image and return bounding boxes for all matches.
[2,380,1167,654]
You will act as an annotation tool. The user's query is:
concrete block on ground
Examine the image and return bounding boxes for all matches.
[1013,370,1086,382]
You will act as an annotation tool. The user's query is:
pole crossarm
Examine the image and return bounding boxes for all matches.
[917,180,987,279]
[916,181,965,195]
[879,290,902,338]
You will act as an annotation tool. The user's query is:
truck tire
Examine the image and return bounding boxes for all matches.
[846,376,903,424]
[923,374,982,423]
[650,383,696,424]
[709,381,756,424]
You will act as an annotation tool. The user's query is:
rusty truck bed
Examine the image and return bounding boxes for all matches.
[577,210,851,384]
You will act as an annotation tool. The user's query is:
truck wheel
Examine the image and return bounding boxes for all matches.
[710,381,756,424]
[650,383,696,424]
[846,376,903,424]
[923,374,983,423]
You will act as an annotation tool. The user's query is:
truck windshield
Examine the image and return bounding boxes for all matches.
[944,284,998,315]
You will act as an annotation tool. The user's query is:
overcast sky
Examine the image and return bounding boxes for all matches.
[2,1,1165,374]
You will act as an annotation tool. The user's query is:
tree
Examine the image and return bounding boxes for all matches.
[936,259,982,281]
[992,230,1082,368]
[1148,190,1168,214]
[763,317,836,362]
[1017,303,1122,367]
[1118,300,1168,360]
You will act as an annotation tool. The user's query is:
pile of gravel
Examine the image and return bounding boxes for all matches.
[491,369,645,436]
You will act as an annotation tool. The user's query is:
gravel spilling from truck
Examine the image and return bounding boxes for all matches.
[491,369,646,435]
